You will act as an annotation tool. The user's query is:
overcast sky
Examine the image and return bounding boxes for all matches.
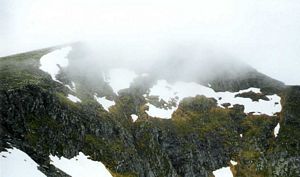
[1,0,300,85]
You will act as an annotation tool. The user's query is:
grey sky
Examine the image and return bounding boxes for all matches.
[1,0,300,85]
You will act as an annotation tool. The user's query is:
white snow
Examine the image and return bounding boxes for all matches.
[67,94,81,103]
[213,167,233,177]
[106,68,137,94]
[65,82,76,92]
[230,160,238,166]
[71,81,76,89]
[217,91,281,116]
[39,47,72,82]
[65,85,73,91]
[146,80,282,119]
[0,147,46,177]
[50,152,112,177]
[94,95,115,111]
[131,114,138,122]
[146,103,177,119]
[237,87,261,94]
[274,123,280,137]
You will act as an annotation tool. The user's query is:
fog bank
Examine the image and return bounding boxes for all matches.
[1,0,300,84]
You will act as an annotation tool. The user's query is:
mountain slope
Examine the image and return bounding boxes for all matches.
[0,45,299,177]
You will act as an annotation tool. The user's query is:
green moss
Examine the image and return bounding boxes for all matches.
[110,172,137,177]
[24,114,64,152]
[84,134,107,149]
[172,96,239,143]
[274,86,300,156]
[241,115,275,137]
[26,114,62,134]
[25,133,39,146]
[175,95,217,114]
[84,134,126,167]
[234,114,278,176]
[174,107,239,146]
[0,48,56,90]
[240,150,260,159]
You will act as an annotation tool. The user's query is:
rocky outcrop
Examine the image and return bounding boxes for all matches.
[0,84,244,176]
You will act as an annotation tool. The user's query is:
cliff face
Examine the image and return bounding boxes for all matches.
[0,85,241,177]
[269,86,300,177]
[0,46,299,177]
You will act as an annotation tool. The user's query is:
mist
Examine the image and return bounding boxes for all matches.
[1,0,300,85]
[67,39,251,84]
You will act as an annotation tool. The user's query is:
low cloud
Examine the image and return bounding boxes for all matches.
[1,0,300,84]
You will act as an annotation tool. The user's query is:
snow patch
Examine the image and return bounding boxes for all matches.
[50,152,112,177]
[94,95,115,111]
[39,47,72,82]
[65,82,76,92]
[213,167,233,177]
[131,114,138,122]
[71,81,76,89]
[0,147,46,177]
[65,85,73,91]
[106,68,137,94]
[237,87,261,94]
[146,80,282,119]
[67,94,81,103]
[230,160,238,166]
[217,91,281,116]
[146,103,177,119]
[274,123,280,137]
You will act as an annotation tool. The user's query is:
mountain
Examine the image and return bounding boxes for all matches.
[0,44,299,177]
